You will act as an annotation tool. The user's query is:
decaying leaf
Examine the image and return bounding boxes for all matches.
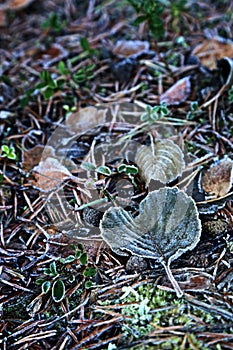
[201,157,233,198]
[159,274,212,292]
[65,106,107,135]
[135,139,185,187]
[0,0,35,25]
[113,40,149,58]
[22,145,55,172]
[31,44,68,68]
[100,187,201,297]
[31,157,75,192]
[160,76,191,106]
[192,36,233,70]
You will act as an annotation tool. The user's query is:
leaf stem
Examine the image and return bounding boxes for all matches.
[161,261,183,298]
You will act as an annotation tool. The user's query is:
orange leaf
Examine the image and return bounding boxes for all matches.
[5,0,35,10]
[192,36,233,70]
[201,157,233,198]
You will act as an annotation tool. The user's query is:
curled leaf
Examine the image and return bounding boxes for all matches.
[100,187,201,297]
[160,76,191,106]
[135,139,185,187]
[201,157,233,198]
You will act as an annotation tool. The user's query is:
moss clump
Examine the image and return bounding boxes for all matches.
[102,283,220,349]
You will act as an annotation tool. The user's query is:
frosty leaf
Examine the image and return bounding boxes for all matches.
[65,106,107,135]
[100,187,201,262]
[113,40,149,58]
[201,157,233,198]
[192,36,233,70]
[160,76,191,106]
[32,157,75,192]
[100,187,201,297]
[135,139,185,187]
[22,145,55,172]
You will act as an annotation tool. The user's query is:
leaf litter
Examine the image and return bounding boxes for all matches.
[1,0,233,348]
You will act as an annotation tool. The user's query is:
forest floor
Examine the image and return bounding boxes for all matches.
[1,0,233,349]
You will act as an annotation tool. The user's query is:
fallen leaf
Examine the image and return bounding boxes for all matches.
[201,157,233,198]
[100,187,201,297]
[22,145,55,173]
[217,56,233,86]
[113,40,149,58]
[65,106,107,135]
[159,274,212,292]
[135,139,185,187]
[192,36,233,70]
[4,0,35,10]
[31,44,68,68]
[160,76,191,106]
[31,157,75,192]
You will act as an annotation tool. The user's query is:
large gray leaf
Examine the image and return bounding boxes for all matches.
[100,187,201,297]
[135,139,185,187]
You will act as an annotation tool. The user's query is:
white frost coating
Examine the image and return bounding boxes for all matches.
[100,187,202,297]
[135,139,185,187]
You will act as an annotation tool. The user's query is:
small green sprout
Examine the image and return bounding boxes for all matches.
[228,85,233,104]
[73,63,95,84]
[63,104,77,116]
[58,61,70,76]
[187,101,203,120]
[41,12,66,32]
[1,145,17,160]
[117,163,138,187]
[35,70,65,99]
[36,244,96,302]
[141,103,169,122]
[96,165,112,176]
[80,37,97,57]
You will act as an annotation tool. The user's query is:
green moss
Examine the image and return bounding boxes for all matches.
[102,283,219,349]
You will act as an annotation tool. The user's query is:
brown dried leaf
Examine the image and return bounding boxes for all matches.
[31,157,75,192]
[159,274,212,292]
[65,106,107,135]
[31,44,68,67]
[22,145,55,173]
[113,40,149,58]
[160,76,191,106]
[192,36,233,70]
[201,157,233,197]
[4,0,35,10]
[135,139,185,187]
